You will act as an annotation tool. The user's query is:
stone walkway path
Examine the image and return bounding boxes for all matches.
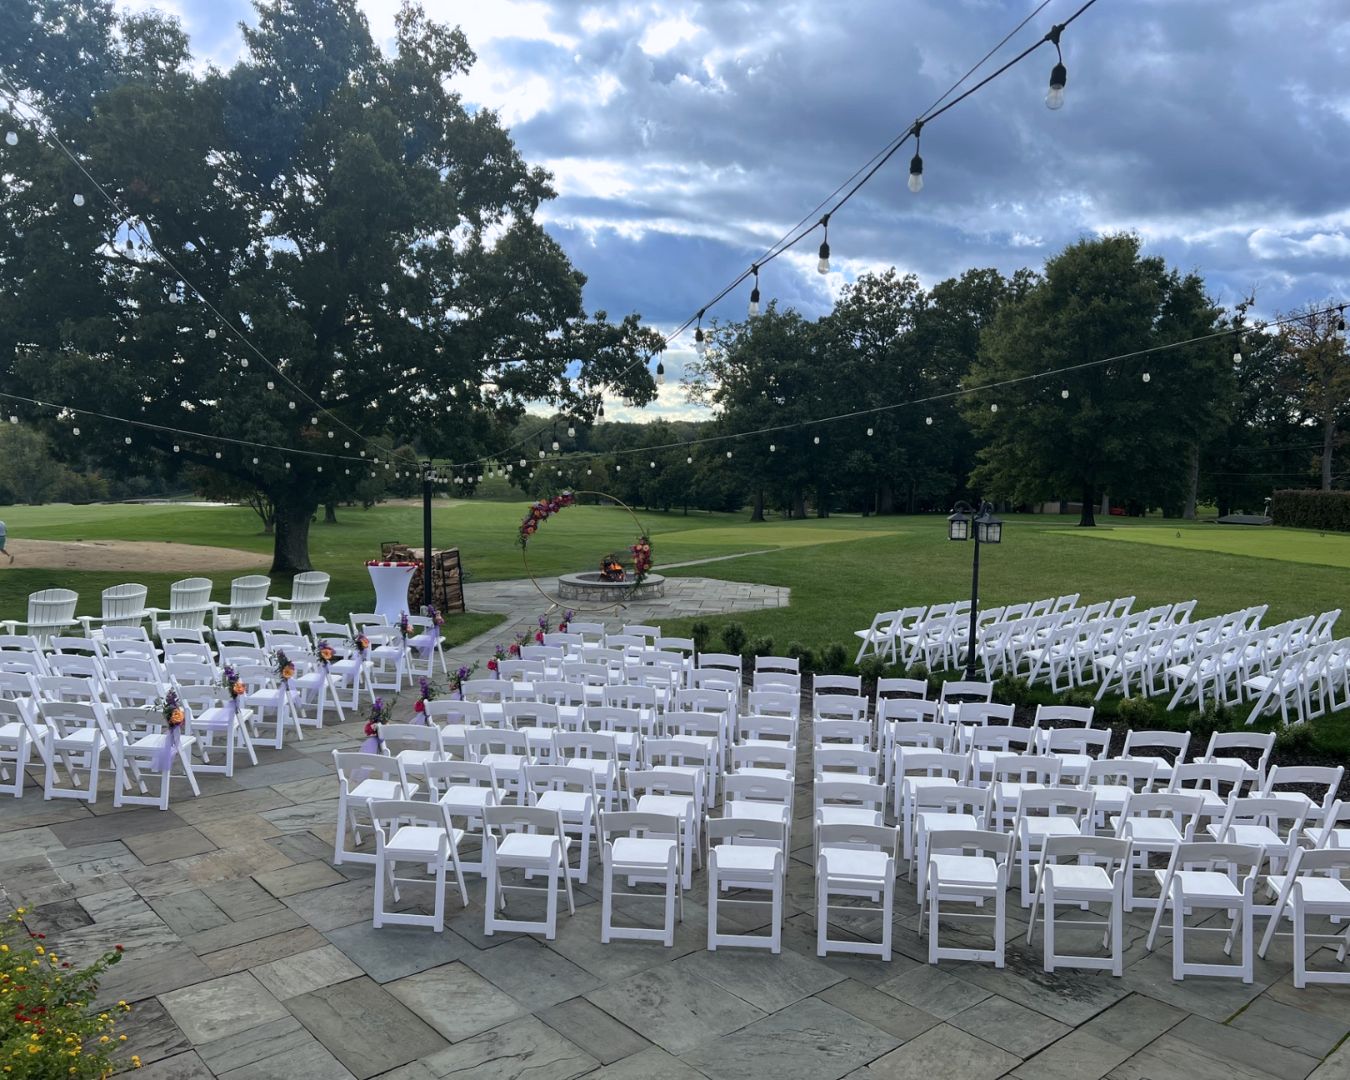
[449,575,789,670]
[3,674,1349,1079]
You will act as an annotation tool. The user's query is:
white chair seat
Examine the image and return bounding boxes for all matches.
[1266,875,1350,904]
[1036,863,1112,891]
[1022,818,1083,840]
[536,790,593,815]
[820,847,890,882]
[1205,824,1282,847]
[352,777,415,801]
[386,825,451,858]
[713,845,781,873]
[396,749,439,769]
[497,833,573,864]
[916,811,980,834]
[1153,869,1241,901]
[727,803,789,826]
[731,766,794,782]
[818,806,883,828]
[53,728,100,748]
[439,786,493,810]
[636,794,694,819]
[480,753,527,773]
[611,836,677,868]
[1303,826,1350,848]
[931,853,1000,888]
[1111,816,1183,843]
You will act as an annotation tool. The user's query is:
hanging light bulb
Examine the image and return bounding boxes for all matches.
[1046,25,1067,110]
[650,461,656,468]
[72,193,85,207]
[206,328,216,339]
[1061,389,1070,399]
[615,463,622,471]
[252,456,259,464]
[344,440,350,448]
[907,121,924,192]
[686,455,693,464]
[726,450,733,459]
[1142,372,1151,383]
[288,401,296,410]
[240,358,249,368]
[539,448,546,459]
[813,435,820,445]
[817,216,831,274]
[124,435,132,444]
[316,465,322,473]
[125,236,134,252]
[655,361,665,385]
[519,457,527,467]
[214,450,222,459]
[310,416,318,426]
[1232,340,1243,364]
[990,403,999,412]
[925,416,933,425]
[567,424,575,438]
[748,265,761,318]
[587,468,592,475]
[694,312,707,357]
[284,460,291,469]
[866,427,873,437]
[173,444,180,452]
[769,443,776,452]
[72,426,80,436]
[551,437,559,452]
[4,131,16,146]
[597,401,605,419]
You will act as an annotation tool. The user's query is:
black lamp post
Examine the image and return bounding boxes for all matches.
[421,462,435,613]
[947,499,1003,680]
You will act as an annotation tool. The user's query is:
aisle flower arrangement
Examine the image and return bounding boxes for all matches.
[152,688,187,773]
[398,612,413,641]
[361,698,389,753]
[423,604,444,633]
[221,665,246,710]
[273,650,295,683]
[413,676,437,719]
[0,909,134,1077]
[450,663,478,699]
[488,644,508,677]
[349,632,371,660]
[517,491,576,547]
[315,640,336,669]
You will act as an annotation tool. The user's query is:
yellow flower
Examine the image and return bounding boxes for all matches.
[15,907,24,915]
[34,945,43,955]
[99,1036,109,1044]
[131,1056,142,1068]
[26,1046,38,1055]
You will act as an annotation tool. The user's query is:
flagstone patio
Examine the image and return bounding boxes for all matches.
[3,689,1349,1079]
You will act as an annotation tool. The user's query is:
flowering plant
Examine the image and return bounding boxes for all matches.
[315,640,336,668]
[423,604,444,629]
[630,535,653,584]
[517,491,576,547]
[0,907,134,1077]
[398,612,413,640]
[559,609,575,633]
[412,676,438,717]
[534,612,550,644]
[488,644,508,677]
[221,665,246,702]
[449,662,478,698]
[361,698,389,753]
[272,650,295,682]
[349,633,371,659]
[159,689,186,730]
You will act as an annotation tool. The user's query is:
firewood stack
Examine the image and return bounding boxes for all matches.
[405,547,466,614]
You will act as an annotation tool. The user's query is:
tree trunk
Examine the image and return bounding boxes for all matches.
[1078,479,1096,527]
[271,500,316,574]
[324,502,337,524]
[1183,444,1199,520]
[792,490,807,519]
[750,490,765,522]
[877,481,895,515]
[1322,416,1336,491]
[1100,490,1111,518]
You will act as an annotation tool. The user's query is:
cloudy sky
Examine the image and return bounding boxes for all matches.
[123,0,1350,419]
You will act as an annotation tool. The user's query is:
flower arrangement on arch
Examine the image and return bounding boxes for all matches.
[630,535,653,584]
[361,698,389,753]
[0,908,133,1078]
[518,491,576,547]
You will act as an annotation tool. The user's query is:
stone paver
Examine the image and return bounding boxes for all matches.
[3,615,1349,1080]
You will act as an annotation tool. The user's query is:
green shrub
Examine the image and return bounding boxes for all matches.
[785,641,816,673]
[690,621,712,652]
[908,662,930,691]
[1060,688,1096,709]
[993,675,1033,707]
[0,908,134,1075]
[821,642,849,673]
[1271,489,1350,532]
[745,636,776,659]
[720,622,747,655]
[1273,721,1314,756]
[1186,699,1237,743]
[1117,696,1155,726]
[857,657,886,683]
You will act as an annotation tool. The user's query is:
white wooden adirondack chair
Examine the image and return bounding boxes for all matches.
[269,572,329,624]
[1,589,79,646]
[212,575,271,630]
[77,583,149,636]
[149,577,216,635]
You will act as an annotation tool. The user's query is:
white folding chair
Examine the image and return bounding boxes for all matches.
[332,751,417,866]
[483,804,576,940]
[104,705,200,810]
[428,759,502,877]
[1026,835,1130,975]
[524,763,601,884]
[369,798,469,932]
[39,700,106,803]
[920,828,1014,968]
[1013,787,1095,906]
[1145,841,1263,983]
[707,816,785,953]
[1258,847,1350,985]
[816,822,898,961]
[626,768,702,890]
[599,810,684,946]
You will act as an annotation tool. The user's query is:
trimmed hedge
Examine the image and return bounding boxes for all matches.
[1271,489,1350,532]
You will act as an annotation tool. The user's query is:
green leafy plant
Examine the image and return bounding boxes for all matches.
[1060,688,1097,709]
[720,622,748,655]
[785,641,816,673]
[857,657,886,684]
[1273,721,1314,756]
[820,642,849,673]
[690,621,712,653]
[745,636,776,659]
[0,908,135,1075]
[993,674,1033,707]
[908,662,930,692]
[1117,696,1155,726]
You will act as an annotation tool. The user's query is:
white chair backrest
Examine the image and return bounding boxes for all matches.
[99,583,149,626]
[163,577,214,629]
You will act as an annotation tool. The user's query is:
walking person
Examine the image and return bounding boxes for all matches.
[0,520,13,563]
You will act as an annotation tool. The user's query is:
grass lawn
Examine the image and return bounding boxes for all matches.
[1052,525,1350,569]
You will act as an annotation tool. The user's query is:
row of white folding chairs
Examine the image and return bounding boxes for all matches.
[900,594,1085,672]
[1244,638,1350,727]
[854,594,1082,667]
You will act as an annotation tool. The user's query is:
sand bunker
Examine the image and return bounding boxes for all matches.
[0,539,269,574]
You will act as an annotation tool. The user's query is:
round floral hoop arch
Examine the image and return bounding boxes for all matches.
[518,490,654,613]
